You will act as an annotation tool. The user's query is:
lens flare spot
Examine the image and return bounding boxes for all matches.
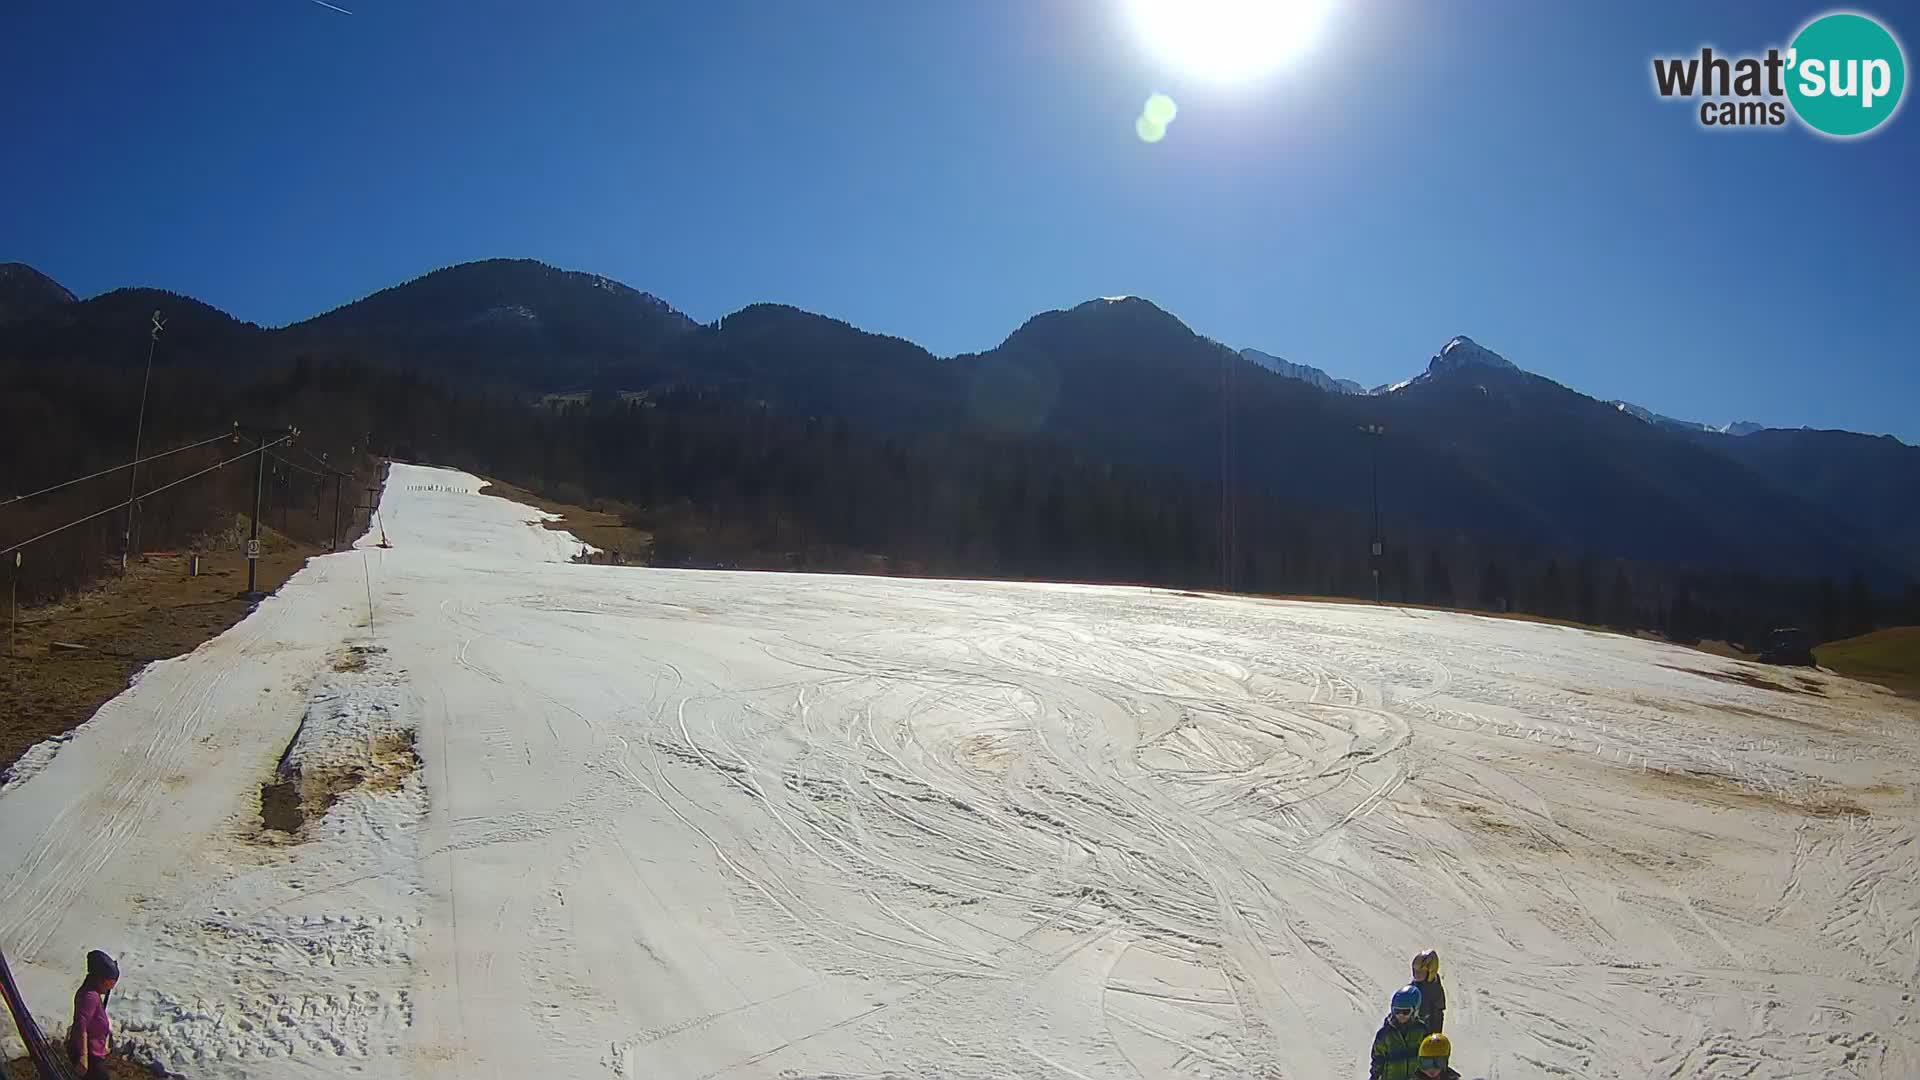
[1135,114,1168,142]
[1144,92,1178,126]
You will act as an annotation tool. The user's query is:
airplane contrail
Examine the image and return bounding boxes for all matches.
[307,0,353,12]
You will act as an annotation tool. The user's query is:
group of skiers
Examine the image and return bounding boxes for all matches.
[1370,948,1459,1080]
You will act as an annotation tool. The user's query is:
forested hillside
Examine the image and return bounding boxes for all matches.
[5,259,1916,651]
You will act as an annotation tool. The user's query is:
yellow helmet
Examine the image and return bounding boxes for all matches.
[1412,949,1440,979]
[1419,1033,1452,1060]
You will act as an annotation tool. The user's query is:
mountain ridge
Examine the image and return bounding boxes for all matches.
[2,258,1911,584]
[1239,348,1365,395]
[4,258,1897,446]
[0,262,79,324]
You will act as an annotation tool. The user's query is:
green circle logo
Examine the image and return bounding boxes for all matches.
[1787,12,1906,137]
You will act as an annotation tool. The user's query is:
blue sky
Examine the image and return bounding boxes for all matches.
[4,1,1915,438]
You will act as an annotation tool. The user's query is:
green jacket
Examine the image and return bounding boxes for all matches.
[1370,1016,1431,1080]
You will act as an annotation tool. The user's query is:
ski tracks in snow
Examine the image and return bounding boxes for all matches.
[5,465,1917,1080]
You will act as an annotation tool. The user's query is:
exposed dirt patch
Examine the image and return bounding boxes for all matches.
[1636,766,1868,820]
[6,1055,166,1079]
[2,542,320,778]
[1649,694,1851,735]
[1859,783,1904,797]
[259,777,305,834]
[1611,842,1705,876]
[331,644,386,673]
[1661,664,1818,696]
[256,731,418,840]
[1430,795,1565,854]
[364,731,421,794]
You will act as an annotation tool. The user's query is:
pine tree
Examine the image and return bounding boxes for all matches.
[1387,546,1413,603]
[1844,572,1876,638]
[1608,566,1635,630]
[1813,577,1839,643]
[1538,560,1566,619]
[1425,550,1454,607]
[1670,585,1696,643]
[1574,562,1598,625]
[1478,560,1509,612]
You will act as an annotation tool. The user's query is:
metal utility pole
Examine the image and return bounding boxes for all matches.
[8,551,18,658]
[247,438,267,599]
[123,310,164,567]
[1360,424,1385,603]
[331,473,343,552]
[237,425,295,600]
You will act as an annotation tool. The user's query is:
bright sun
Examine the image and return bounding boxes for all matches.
[1123,0,1332,84]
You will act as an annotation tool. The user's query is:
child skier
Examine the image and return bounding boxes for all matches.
[1416,1032,1462,1080]
[1369,984,1430,1080]
[1411,948,1445,1032]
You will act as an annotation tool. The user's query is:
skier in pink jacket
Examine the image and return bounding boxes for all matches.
[68,950,118,1080]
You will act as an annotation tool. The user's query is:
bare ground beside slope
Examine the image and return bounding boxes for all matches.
[0,539,317,778]
[2,467,384,779]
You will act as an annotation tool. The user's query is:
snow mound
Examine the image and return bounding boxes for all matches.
[0,733,73,794]
[115,987,415,1069]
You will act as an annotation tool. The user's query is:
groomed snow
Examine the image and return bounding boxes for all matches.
[2,462,1916,1078]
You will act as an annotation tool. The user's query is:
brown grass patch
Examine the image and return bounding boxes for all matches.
[1814,627,1920,700]
[475,479,652,565]
[2,542,322,778]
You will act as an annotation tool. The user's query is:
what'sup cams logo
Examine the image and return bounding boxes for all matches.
[1653,10,1906,137]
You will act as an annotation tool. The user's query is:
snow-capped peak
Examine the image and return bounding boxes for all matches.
[1428,335,1519,375]
[1608,401,1766,437]
[1239,348,1365,395]
[1367,335,1520,395]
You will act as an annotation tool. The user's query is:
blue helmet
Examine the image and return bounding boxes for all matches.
[1390,984,1422,1012]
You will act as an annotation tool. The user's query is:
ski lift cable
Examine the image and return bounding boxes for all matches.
[1,429,238,508]
[0,436,291,561]
[265,451,328,480]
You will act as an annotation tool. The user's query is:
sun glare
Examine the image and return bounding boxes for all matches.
[1124,0,1332,84]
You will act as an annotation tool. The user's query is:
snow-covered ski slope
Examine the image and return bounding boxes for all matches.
[2,462,1916,1079]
